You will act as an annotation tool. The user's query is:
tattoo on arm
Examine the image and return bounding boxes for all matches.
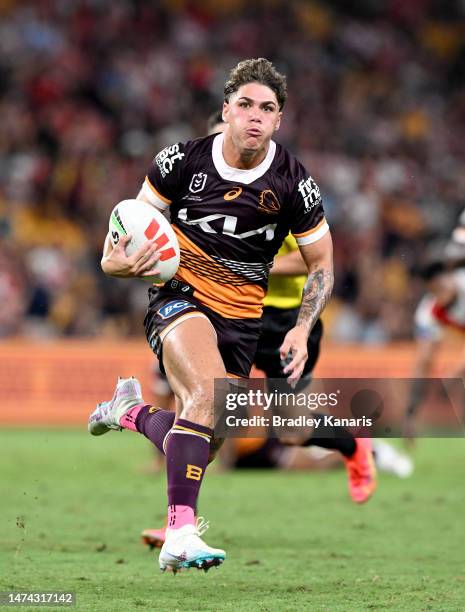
[297,267,334,334]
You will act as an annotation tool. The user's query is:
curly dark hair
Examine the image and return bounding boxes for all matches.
[224,58,287,110]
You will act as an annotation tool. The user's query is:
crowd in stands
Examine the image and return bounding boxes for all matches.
[1,0,464,342]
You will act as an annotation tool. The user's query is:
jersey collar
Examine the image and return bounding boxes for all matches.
[212,132,276,185]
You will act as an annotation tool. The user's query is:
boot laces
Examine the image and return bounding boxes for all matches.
[195,517,210,536]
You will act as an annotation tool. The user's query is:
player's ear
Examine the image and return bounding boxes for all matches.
[275,111,282,131]
[222,100,229,123]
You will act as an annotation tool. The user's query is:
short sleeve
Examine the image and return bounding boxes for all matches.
[289,169,329,246]
[140,142,186,210]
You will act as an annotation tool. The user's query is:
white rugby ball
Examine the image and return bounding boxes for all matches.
[109,199,180,283]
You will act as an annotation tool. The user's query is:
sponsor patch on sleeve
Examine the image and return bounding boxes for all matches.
[297,176,322,213]
[155,144,185,178]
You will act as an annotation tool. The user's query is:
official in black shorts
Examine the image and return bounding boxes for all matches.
[253,233,323,392]
[255,307,323,387]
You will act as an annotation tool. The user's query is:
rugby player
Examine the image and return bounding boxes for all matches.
[88,58,375,573]
[140,227,381,550]
[404,260,465,440]
[146,113,326,468]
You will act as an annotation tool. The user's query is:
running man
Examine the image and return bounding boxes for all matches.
[88,58,375,573]
[404,260,465,439]
[141,230,378,550]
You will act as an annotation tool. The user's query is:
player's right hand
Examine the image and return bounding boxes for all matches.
[101,234,161,278]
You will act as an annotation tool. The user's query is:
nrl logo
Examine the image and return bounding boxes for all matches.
[189,172,207,193]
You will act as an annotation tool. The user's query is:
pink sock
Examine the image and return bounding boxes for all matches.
[168,505,195,529]
[119,403,147,432]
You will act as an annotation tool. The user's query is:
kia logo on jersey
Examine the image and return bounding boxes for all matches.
[189,173,207,193]
[178,208,277,241]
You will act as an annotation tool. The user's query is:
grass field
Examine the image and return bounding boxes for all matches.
[1,430,464,611]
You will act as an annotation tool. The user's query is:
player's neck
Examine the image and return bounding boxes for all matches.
[222,133,269,170]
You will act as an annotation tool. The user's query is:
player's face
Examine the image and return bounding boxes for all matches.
[223,82,281,152]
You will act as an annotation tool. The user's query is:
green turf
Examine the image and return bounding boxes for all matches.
[0,430,464,611]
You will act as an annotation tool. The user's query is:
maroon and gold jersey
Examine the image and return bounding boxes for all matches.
[139,133,329,319]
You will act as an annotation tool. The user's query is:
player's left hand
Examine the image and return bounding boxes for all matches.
[279,326,309,388]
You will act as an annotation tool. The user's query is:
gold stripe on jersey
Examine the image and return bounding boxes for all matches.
[293,217,326,238]
[293,218,329,245]
[264,234,307,310]
[145,176,172,205]
[180,249,268,286]
[173,225,265,319]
